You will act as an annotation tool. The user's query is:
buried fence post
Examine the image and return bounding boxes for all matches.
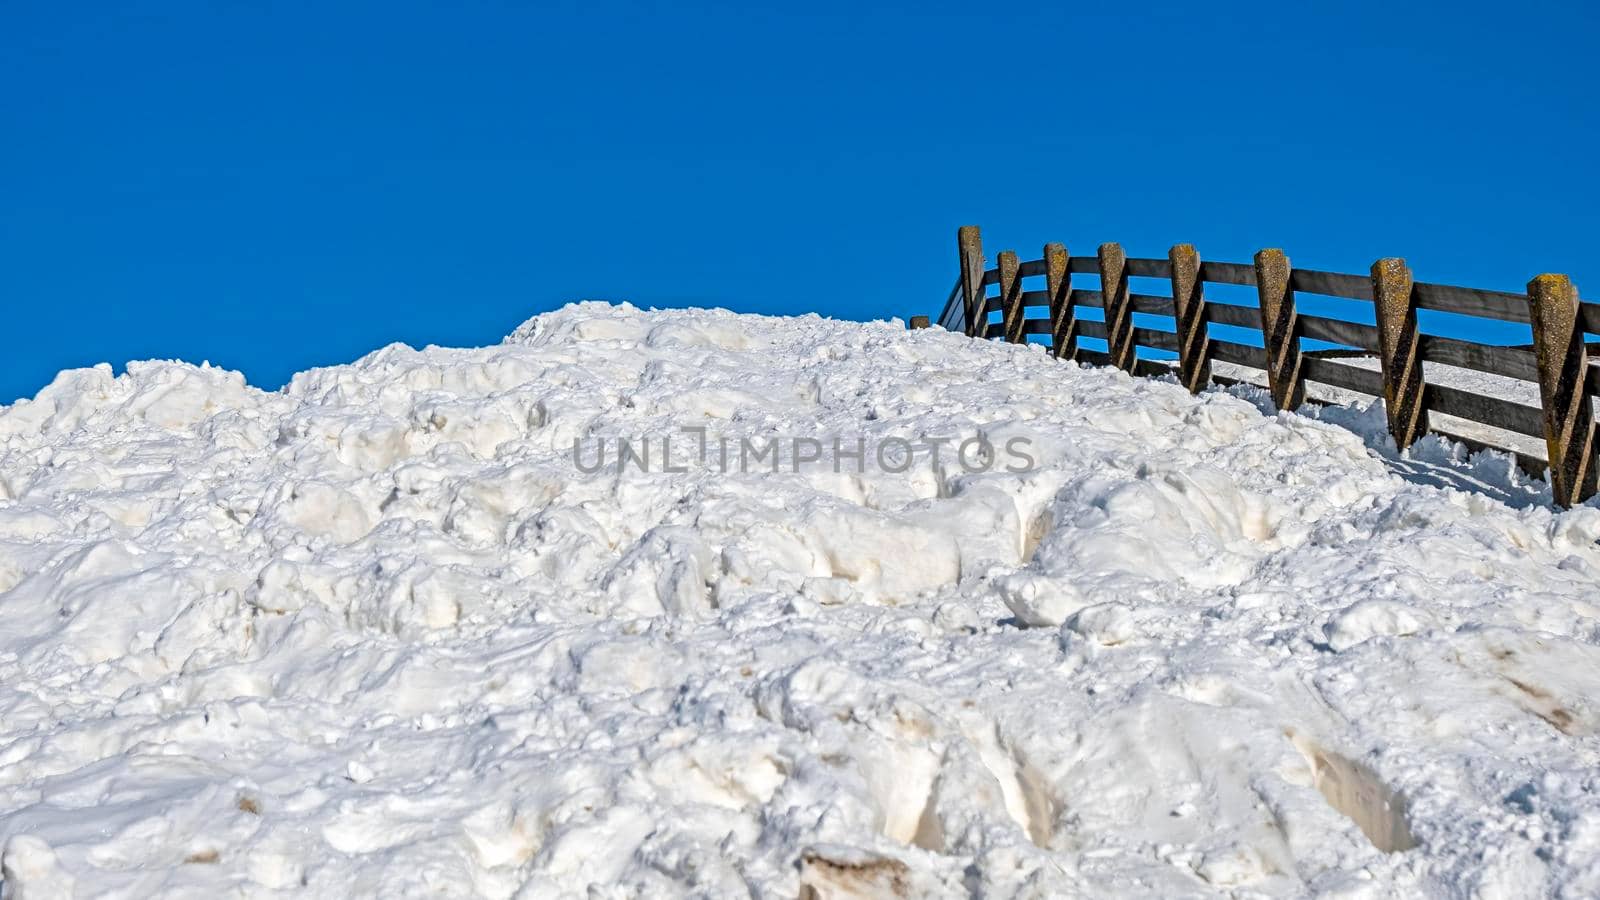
[958,226,986,338]
[1168,243,1210,393]
[1044,242,1076,360]
[909,315,930,330]
[1098,242,1135,371]
[1254,248,1306,411]
[1371,257,1429,450]
[998,250,1024,343]
[1528,273,1597,507]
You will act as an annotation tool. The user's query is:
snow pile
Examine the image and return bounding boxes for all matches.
[2,302,1599,897]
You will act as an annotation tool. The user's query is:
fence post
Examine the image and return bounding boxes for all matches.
[998,250,1024,343]
[1099,243,1134,371]
[1168,244,1210,393]
[1528,274,1597,507]
[909,315,930,330]
[1254,248,1305,410]
[1044,242,1075,360]
[1371,258,1428,449]
[958,226,986,338]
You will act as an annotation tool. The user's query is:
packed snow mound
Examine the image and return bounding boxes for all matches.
[2,302,1599,898]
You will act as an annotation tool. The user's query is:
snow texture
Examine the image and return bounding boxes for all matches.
[2,302,1599,898]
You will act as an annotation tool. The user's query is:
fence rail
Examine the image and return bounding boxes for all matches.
[918,226,1599,507]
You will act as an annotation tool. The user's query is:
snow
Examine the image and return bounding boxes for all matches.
[1,302,1599,897]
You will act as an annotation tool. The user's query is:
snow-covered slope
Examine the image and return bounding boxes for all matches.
[2,303,1599,898]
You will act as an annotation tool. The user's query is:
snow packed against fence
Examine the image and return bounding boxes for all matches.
[1,302,1599,897]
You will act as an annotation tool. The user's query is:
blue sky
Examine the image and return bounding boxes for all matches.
[2,0,1595,403]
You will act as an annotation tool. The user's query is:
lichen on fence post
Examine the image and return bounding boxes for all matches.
[1168,244,1210,393]
[1371,257,1429,450]
[1254,248,1305,410]
[1098,243,1134,371]
[1044,242,1075,360]
[1528,273,1597,507]
[998,250,1024,343]
[957,226,986,338]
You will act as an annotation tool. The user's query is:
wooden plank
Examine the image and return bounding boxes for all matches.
[1296,314,1380,351]
[1125,257,1172,278]
[958,227,986,338]
[1099,243,1136,371]
[1427,383,1547,439]
[1418,335,1540,383]
[1209,338,1269,369]
[1290,268,1373,301]
[1068,256,1100,274]
[1077,319,1110,341]
[1371,258,1428,449]
[1168,244,1211,393]
[1130,293,1177,316]
[1205,301,1262,329]
[998,250,1026,343]
[1020,289,1050,308]
[981,270,999,287]
[1255,248,1306,410]
[1528,273,1597,505]
[1583,301,1600,334]
[1200,261,1257,286]
[1073,289,1105,308]
[1133,328,1179,352]
[1412,281,1530,324]
[1045,243,1077,361]
[1077,347,1111,367]
[1024,318,1053,335]
[936,275,964,332]
[1429,425,1548,480]
[1302,356,1385,397]
[909,315,930,330]
[1017,259,1047,278]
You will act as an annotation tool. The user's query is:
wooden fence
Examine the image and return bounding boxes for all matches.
[914,226,1600,507]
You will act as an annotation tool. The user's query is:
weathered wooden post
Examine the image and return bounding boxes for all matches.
[909,315,930,330]
[1168,244,1210,393]
[998,250,1024,343]
[1254,248,1305,410]
[957,226,986,338]
[1099,243,1134,371]
[1528,274,1597,506]
[1371,258,1429,449]
[1044,242,1076,360]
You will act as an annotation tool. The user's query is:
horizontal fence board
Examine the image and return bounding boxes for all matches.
[1131,293,1177,316]
[1297,314,1380,351]
[1073,289,1105,308]
[1206,301,1262,329]
[983,298,1001,315]
[1301,356,1385,396]
[1209,338,1268,369]
[982,270,999,287]
[1024,319,1052,335]
[1426,383,1547,438]
[1125,257,1172,278]
[1418,335,1540,382]
[1077,347,1111,366]
[1017,259,1047,278]
[1077,319,1109,340]
[1021,289,1049,308]
[1412,281,1530,324]
[1200,261,1257,286]
[1583,302,1600,334]
[1133,327,1179,352]
[1428,425,1547,479]
[1069,256,1100,275]
[1290,268,1373,301]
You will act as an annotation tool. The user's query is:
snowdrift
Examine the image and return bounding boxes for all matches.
[1,303,1599,897]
